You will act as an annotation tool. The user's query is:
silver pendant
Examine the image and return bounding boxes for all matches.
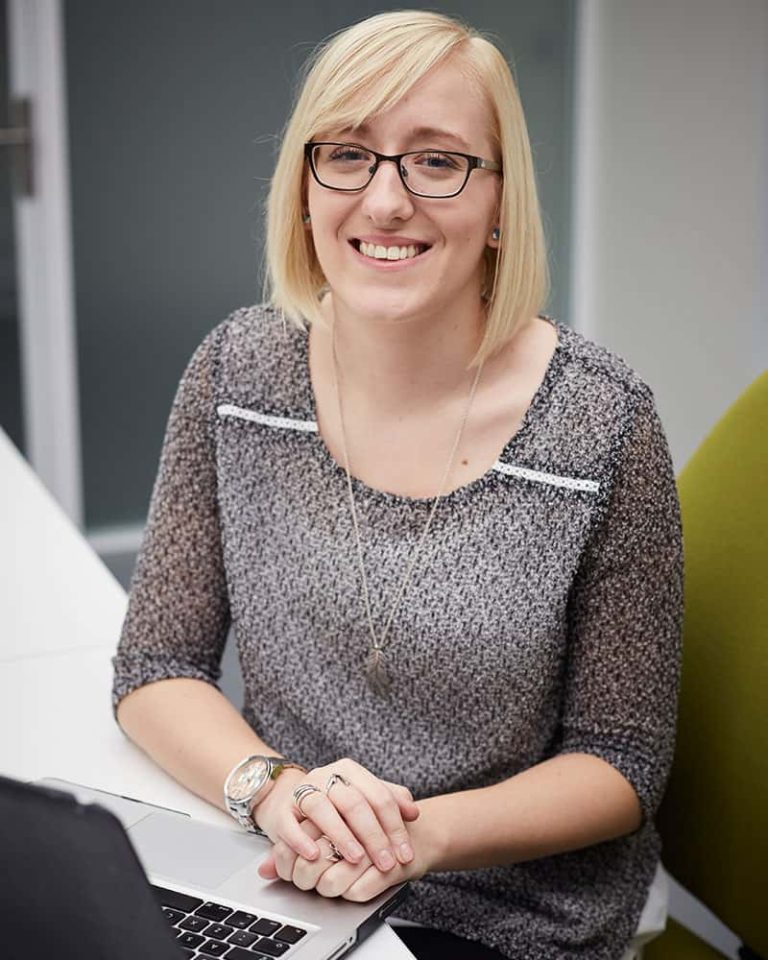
[364,647,391,696]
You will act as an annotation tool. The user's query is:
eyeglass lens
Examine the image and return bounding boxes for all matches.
[311,144,470,197]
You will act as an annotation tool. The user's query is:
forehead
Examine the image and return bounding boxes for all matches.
[333,58,496,154]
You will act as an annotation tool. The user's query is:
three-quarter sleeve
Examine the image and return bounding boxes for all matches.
[112,327,230,712]
[560,385,684,822]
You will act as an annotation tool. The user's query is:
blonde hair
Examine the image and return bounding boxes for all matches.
[265,10,550,365]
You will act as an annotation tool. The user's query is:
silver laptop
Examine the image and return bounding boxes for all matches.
[1,775,408,960]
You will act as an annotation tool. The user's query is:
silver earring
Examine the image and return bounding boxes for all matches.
[302,213,311,224]
[491,227,500,241]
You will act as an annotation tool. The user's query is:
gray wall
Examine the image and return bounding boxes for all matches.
[576,0,768,472]
[63,0,575,530]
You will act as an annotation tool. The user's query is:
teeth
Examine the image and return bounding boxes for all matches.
[359,241,422,261]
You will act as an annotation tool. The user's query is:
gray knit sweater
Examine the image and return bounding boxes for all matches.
[113,304,683,960]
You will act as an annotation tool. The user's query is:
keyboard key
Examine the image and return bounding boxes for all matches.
[250,918,281,936]
[227,910,258,929]
[222,948,256,960]
[161,906,185,925]
[152,884,204,913]
[275,925,307,945]
[176,931,205,949]
[228,929,259,947]
[180,950,195,958]
[179,914,210,933]
[195,901,234,922]
[198,939,230,957]
[254,938,290,956]
[205,923,234,940]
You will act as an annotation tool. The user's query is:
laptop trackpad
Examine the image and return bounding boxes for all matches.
[129,812,265,890]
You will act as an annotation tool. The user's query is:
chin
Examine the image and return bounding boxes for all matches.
[338,284,441,326]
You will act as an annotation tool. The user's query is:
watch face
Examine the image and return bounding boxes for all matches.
[228,758,268,801]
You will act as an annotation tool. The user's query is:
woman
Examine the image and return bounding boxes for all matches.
[113,11,683,960]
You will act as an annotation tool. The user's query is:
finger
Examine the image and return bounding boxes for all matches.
[260,818,321,883]
[323,779,404,871]
[297,789,367,864]
[272,839,298,883]
[291,835,343,892]
[324,764,415,865]
[277,810,322,861]
[380,780,421,821]
[355,780,416,863]
[257,853,279,880]
[342,863,398,903]
[315,855,372,899]
[331,761,416,818]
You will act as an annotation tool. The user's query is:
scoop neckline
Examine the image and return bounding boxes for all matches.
[297,314,570,507]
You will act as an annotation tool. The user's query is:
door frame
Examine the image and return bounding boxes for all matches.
[7,0,82,526]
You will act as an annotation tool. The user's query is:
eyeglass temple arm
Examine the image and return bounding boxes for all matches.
[476,158,502,172]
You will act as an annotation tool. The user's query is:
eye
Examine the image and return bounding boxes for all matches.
[327,145,371,163]
[411,151,462,170]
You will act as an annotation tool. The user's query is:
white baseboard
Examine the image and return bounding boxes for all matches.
[87,523,143,559]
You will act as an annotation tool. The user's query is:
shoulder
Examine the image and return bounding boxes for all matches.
[210,302,303,359]
[188,303,309,412]
[522,318,664,486]
[551,318,653,407]
[548,319,660,443]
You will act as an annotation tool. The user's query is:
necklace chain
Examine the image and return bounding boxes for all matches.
[331,325,485,696]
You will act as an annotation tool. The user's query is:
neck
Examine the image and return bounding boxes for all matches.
[319,294,486,417]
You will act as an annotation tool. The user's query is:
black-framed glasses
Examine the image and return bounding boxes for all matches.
[304,141,502,199]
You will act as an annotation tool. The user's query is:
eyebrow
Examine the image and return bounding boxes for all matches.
[340,124,473,152]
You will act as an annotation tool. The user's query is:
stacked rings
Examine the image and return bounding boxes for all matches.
[292,783,321,816]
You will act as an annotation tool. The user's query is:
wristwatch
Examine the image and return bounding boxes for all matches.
[223,754,306,834]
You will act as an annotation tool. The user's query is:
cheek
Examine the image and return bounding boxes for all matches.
[308,192,355,248]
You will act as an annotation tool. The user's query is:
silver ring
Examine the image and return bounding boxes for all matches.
[292,783,321,816]
[325,772,351,796]
[319,834,343,862]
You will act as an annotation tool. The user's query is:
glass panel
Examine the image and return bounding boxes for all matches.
[0,0,25,454]
[65,0,574,531]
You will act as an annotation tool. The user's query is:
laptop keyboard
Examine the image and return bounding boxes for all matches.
[153,884,309,959]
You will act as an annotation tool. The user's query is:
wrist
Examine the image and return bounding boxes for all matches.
[251,766,307,833]
[410,798,446,876]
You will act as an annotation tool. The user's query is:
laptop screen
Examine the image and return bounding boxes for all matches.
[0,775,181,960]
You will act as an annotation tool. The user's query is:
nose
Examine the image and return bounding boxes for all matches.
[360,158,415,224]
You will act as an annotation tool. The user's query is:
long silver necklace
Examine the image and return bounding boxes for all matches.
[331,326,485,696]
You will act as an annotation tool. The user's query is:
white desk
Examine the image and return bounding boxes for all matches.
[0,429,413,958]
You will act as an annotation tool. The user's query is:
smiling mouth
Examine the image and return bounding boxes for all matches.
[350,239,431,261]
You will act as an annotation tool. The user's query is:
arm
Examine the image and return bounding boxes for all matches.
[411,751,641,873]
[113,325,415,864]
[113,328,280,810]
[117,678,286,813]
[433,384,684,867]
[264,386,683,897]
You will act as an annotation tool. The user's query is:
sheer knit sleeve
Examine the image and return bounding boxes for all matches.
[112,328,230,711]
[560,386,684,822]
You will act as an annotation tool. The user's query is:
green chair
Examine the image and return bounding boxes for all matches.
[645,372,768,959]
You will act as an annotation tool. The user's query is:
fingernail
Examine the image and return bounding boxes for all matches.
[306,843,319,860]
[399,842,413,863]
[378,849,395,870]
[347,841,364,861]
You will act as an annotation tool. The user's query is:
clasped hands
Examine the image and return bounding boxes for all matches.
[254,758,429,902]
